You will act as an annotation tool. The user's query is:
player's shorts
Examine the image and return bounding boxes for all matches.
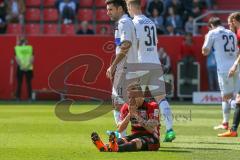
[112,64,139,107]
[117,133,160,151]
[218,72,240,96]
[138,69,166,98]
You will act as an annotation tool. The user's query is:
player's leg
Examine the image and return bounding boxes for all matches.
[16,67,23,100]
[214,73,234,130]
[218,93,240,137]
[26,70,33,100]
[111,67,127,138]
[147,69,176,142]
[91,132,108,152]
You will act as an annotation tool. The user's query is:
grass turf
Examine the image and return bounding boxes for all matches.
[0,102,239,160]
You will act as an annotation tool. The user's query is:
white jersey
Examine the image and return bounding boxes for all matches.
[115,14,138,67]
[132,15,160,64]
[203,26,239,73]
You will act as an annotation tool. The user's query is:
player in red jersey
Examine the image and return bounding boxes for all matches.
[91,82,160,152]
[218,12,240,137]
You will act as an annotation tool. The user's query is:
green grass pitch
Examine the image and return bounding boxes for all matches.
[0,102,239,160]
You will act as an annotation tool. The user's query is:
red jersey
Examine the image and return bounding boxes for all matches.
[180,42,195,59]
[236,28,240,48]
[120,100,160,139]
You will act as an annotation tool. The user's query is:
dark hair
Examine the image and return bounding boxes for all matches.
[105,0,128,13]
[208,17,222,27]
[127,0,141,6]
[231,12,240,22]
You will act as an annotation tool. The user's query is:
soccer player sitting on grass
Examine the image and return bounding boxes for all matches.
[91,82,160,152]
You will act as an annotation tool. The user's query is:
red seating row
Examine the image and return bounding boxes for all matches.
[26,0,147,8]
[7,24,113,35]
[26,0,105,8]
[25,8,109,22]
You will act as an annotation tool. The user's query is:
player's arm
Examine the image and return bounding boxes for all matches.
[202,32,214,56]
[228,52,240,77]
[117,113,130,133]
[129,99,159,133]
[132,113,159,133]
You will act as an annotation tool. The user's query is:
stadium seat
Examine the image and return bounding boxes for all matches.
[25,24,41,35]
[79,0,94,7]
[25,8,41,22]
[43,0,56,7]
[96,9,110,22]
[95,0,105,7]
[7,24,22,34]
[43,24,59,34]
[77,9,94,21]
[61,24,75,35]
[26,0,41,7]
[43,9,59,22]
[96,24,112,34]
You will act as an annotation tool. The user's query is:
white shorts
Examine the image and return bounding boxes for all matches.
[112,64,139,106]
[138,69,166,97]
[218,72,240,96]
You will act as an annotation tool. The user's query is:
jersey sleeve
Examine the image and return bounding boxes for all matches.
[118,20,133,44]
[120,103,129,121]
[134,22,141,40]
[203,32,214,50]
[147,102,160,120]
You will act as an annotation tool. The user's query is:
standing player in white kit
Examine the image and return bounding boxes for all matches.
[202,17,240,131]
[105,0,138,138]
[126,0,176,142]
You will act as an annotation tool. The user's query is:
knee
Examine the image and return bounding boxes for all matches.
[236,94,240,104]
[132,138,142,150]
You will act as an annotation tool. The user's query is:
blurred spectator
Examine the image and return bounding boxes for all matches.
[204,0,216,9]
[179,32,196,85]
[168,0,183,16]
[57,0,78,24]
[165,7,183,34]
[184,15,195,34]
[15,37,34,101]
[165,24,176,36]
[6,0,25,24]
[192,0,204,10]
[158,47,171,74]
[181,0,193,15]
[77,21,94,35]
[191,6,201,18]
[0,0,7,34]
[206,49,219,91]
[148,0,164,17]
[99,26,108,35]
[150,8,165,34]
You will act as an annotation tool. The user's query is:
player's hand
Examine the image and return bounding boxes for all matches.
[228,64,238,78]
[129,98,137,115]
[106,66,115,80]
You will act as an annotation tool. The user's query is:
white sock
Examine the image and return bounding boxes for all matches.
[222,101,231,123]
[113,110,126,137]
[228,99,236,109]
[159,99,173,131]
[113,110,120,125]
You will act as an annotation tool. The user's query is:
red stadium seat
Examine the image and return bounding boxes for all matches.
[77,9,93,21]
[96,24,112,34]
[43,9,59,22]
[43,0,56,7]
[95,0,105,7]
[25,24,41,35]
[61,24,75,35]
[25,8,41,22]
[7,24,23,34]
[26,0,41,7]
[43,24,59,34]
[79,0,94,7]
[96,9,110,22]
